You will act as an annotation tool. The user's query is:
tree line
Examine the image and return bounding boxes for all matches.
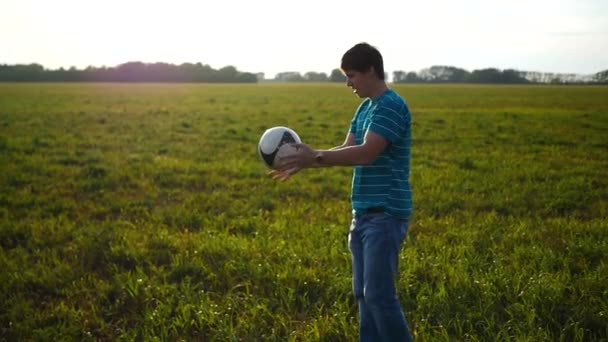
[391,66,608,84]
[0,62,258,83]
[275,66,607,84]
[1,62,606,84]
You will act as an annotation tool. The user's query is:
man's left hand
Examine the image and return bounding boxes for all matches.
[274,143,316,171]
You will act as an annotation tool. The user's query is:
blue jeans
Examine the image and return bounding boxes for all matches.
[349,212,413,342]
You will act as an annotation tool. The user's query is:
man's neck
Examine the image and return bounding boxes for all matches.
[369,82,388,100]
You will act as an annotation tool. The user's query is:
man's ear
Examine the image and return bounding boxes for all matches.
[366,66,377,78]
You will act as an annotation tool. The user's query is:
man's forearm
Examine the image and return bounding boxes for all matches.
[314,145,374,167]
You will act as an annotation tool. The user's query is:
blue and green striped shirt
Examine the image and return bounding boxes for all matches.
[350,89,413,219]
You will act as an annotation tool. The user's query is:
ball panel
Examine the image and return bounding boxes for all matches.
[260,149,278,168]
[259,130,283,154]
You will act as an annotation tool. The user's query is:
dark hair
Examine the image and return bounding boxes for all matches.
[341,42,385,80]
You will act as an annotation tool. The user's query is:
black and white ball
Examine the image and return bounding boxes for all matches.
[258,126,301,169]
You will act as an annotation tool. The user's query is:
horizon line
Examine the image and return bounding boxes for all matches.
[1,61,605,77]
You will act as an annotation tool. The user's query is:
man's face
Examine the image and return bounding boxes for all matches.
[344,68,375,98]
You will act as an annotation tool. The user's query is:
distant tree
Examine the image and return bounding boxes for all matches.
[417,66,469,82]
[527,71,556,84]
[274,72,305,82]
[467,68,503,83]
[417,68,433,82]
[0,63,44,81]
[217,66,238,82]
[192,63,215,82]
[522,71,542,83]
[442,66,469,82]
[405,71,421,82]
[329,68,346,82]
[304,71,328,82]
[237,72,258,83]
[502,69,529,84]
[593,69,608,83]
[64,66,82,81]
[393,70,406,83]
[82,65,101,81]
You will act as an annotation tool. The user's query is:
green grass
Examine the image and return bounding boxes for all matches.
[0,83,607,340]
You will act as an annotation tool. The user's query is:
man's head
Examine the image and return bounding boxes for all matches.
[341,43,386,98]
[341,42,385,80]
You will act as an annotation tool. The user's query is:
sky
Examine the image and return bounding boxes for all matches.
[2,0,607,78]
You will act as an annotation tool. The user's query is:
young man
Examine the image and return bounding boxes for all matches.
[272,42,413,341]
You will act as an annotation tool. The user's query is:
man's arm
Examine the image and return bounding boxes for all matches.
[331,132,356,150]
[270,131,387,181]
[315,131,387,167]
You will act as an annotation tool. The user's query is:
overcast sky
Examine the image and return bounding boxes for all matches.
[2,0,607,78]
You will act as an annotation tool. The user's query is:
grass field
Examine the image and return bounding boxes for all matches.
[0,83,607,341]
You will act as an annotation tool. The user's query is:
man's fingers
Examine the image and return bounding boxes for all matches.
[274,158,298,172]
[268,167,300,181]
[269,169,290,181]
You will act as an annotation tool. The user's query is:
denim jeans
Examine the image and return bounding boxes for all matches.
[349,212,413,342]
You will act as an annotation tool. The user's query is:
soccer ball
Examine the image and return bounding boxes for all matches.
[258,126,301,169]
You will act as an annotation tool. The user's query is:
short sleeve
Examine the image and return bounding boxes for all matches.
[368,104,408,143]
[350,99,371,140]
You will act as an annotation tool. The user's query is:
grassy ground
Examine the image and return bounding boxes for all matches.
[0,83,607,340]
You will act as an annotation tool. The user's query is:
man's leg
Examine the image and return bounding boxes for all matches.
[349,218,380,341]
[361,214,413,342]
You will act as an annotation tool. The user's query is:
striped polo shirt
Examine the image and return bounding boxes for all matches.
[350,88,413,219]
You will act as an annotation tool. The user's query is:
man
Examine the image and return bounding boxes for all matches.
[272,42,414,341]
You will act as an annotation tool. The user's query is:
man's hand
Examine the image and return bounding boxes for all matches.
[275,143,316,171]
[268,143,316,181]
